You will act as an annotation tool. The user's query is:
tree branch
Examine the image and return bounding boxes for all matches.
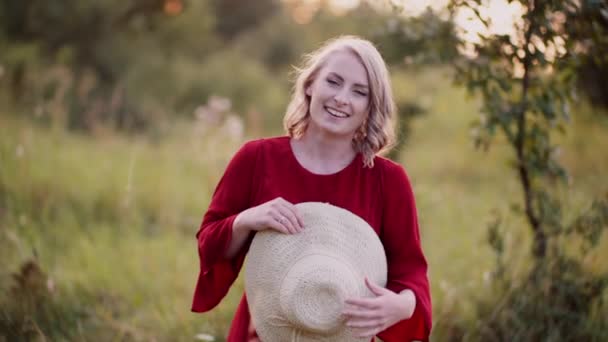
[517,0,545,259]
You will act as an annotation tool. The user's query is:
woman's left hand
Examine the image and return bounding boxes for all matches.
[342,278,416,338]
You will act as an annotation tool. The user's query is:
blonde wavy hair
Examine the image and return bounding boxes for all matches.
[283,35,396,168]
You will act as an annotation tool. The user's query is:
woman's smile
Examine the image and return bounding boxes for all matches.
[325,106,351,118]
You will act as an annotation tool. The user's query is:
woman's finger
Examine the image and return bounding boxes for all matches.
[265,214,290,234]
[271,211,296,234]
[345,297,380,310]
[269,198,295,233]
[342,306,380,320]
[276,203,302,232]
[364,277,389,296]
[291,205,304,228]
[276,198,305,230]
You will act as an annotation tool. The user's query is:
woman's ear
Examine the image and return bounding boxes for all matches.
[305,81,313,97]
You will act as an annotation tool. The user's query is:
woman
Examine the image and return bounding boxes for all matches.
[191,36,431,341]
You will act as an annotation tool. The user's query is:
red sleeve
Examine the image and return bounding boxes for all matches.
[377,161,432,342]
[191,140,261,313]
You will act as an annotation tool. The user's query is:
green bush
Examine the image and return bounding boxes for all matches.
[453,195,608,342]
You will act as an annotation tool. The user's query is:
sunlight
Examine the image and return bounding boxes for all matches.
[453,0,524,44]
[323,0,524,44]
[329,0,361,14]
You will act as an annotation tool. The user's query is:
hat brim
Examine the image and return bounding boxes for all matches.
[245,202,387,342]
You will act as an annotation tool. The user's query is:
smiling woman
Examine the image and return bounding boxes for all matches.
[191,36,432,342]
[284,37,396,170]
[303,51,371,155]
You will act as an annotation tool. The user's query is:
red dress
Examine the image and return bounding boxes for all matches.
[191,137,432,341]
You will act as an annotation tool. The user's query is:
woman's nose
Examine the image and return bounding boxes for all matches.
[333,89,349,107]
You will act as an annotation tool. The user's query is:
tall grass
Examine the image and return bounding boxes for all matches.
[0,115,245,340]
[1,68,607,340]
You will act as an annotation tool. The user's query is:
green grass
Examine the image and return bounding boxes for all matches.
[1,68,607,341]
[0,116,245,340]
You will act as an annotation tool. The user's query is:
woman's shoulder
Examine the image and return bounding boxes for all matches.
[235,136,291,162]
[371,155,412,186]
[239,136,289,152]
[373,155,407,175]
[224,136,291,177]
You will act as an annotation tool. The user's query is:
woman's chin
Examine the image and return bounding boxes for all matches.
[308,125,346,138]
[308,119,356,138]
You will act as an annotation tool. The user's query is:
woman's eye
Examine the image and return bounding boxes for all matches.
[326,78,339,86]
[355,90,368,97]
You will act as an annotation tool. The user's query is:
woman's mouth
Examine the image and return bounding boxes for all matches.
[325,107,350,118]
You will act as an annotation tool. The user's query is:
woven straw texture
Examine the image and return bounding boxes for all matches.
[245,202,388,342]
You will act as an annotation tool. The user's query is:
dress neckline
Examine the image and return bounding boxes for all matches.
[284,137,360,177]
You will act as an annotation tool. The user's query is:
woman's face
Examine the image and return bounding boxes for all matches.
[305,50,370,140]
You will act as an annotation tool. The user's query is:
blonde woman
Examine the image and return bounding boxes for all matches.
[191,36,431,341]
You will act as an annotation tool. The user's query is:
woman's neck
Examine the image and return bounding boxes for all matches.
[290,131,357,175]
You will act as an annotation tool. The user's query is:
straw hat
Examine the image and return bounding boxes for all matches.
[245,202,388,342]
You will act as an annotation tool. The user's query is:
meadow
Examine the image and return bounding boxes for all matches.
[1,68,607,341]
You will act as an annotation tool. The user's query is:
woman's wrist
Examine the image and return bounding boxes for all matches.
[398,289,416,320]
[225,212,251,258]
[233,212,249,235]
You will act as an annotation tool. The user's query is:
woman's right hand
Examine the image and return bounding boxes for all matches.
[233,197,304,235]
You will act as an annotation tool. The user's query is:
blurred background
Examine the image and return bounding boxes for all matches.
[1,0,607,341]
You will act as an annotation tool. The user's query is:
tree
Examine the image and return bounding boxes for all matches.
[449,0,608,339]
[372,7,460,65]
[0,0,217,131]
[566,0,608,109]
[210,0,279,41]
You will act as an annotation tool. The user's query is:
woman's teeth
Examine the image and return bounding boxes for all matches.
[326,107,349,118]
